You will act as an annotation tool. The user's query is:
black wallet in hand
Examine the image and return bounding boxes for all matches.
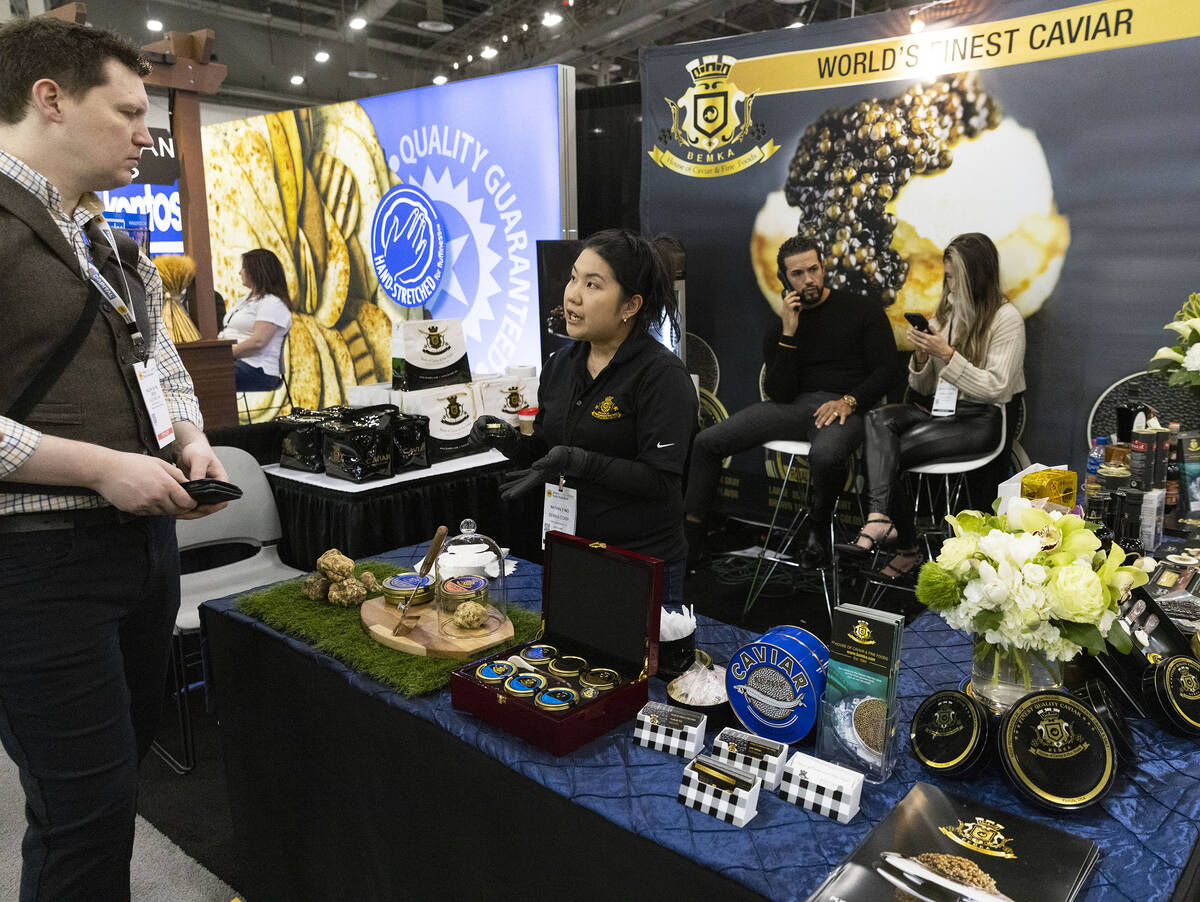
[180,479,244,505]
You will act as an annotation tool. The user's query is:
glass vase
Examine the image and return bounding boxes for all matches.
[971,635,1064,715]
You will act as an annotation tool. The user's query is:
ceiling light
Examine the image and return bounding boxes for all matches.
[480,45,498,59]
[348,69,378,78]
[453,61,460,70]
[290,74,305,86]
[502,34,509,42]
[432,74,448,85]
[910,16,925,32]
[522,22,530,31]
[348,16,367,30]
[542,10,563,26]
[146,18,163,32]
[418,0,454,33]
[314,49,330,63]
[786,20,805,28]
[466,53,473,62]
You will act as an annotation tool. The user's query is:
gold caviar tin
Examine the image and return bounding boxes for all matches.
[503,672,548,697]
[579,667,620,691]
[548,655,589,677]
[520,644,557,666]
[381,573,435,607]
[535,687,579,712]
[475,660,517,684]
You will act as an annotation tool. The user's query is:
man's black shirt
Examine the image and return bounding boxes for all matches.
[762,287,898,409]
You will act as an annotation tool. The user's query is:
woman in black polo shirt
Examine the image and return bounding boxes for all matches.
[471,229,697,604]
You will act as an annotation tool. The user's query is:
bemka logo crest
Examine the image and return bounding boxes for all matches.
[591,396,622,420]
[939,817,1017,859]
[371,183,447,308]
[849,619,876,645]
[441,393,468,426]
[423,324,451,355]
[649,54,779,179]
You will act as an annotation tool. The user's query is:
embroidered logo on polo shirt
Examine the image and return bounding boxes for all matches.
[591,396,622,420]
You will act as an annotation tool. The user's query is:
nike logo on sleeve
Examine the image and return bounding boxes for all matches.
[656,441,675,449]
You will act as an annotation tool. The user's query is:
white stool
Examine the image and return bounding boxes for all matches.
[743,440,839,625]
[859,405,1007,606]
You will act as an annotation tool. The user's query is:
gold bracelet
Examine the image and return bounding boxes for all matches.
[841,394,858,411]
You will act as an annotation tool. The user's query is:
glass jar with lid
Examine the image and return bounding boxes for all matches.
[433,518,509,639]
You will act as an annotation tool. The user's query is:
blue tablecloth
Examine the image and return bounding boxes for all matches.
[205,544,1200,901]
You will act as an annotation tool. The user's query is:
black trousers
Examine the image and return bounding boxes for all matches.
[685,391,864,526]
[0,515,179,902]
[863,402,1002,547]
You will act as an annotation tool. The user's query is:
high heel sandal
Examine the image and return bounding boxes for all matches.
[871,547,925,585]
[834,516,897,558]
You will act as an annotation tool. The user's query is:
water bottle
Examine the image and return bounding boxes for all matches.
[1086,436,1108,485]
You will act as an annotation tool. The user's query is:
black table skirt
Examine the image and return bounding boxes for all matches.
[204,605,764,902]
[267,464,544,570]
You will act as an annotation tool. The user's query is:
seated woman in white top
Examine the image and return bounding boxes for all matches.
[836,232,1026,582]
[220,248,293,392]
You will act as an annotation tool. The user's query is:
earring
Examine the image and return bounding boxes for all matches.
[622,316,628,323]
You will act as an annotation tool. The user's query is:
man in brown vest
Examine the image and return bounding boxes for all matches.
[0,18,228,901]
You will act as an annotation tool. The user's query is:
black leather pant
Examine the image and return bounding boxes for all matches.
[863,402,1002,547]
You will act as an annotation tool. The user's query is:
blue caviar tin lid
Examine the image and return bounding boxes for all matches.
[726,633,827,743]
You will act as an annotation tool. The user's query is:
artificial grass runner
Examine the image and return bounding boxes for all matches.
[234,560,542,697]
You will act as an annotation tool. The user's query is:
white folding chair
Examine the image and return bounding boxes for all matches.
[151,445,305,773]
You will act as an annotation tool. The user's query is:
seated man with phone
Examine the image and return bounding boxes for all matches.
[684,235,899,568]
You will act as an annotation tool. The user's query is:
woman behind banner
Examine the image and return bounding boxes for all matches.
[470,229,697,604]
[220,248,293,392]
[837,232,1026,581]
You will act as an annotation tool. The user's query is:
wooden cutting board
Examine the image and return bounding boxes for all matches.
[360,595,514,659]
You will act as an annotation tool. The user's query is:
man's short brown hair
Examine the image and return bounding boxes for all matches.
[0,17,150,125]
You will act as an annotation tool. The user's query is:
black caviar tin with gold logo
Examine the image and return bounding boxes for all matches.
[450,532,662,757]
[910,689,991,776]
[996,691,1115,811]
[1141,654,1200,737]
[1074,678,1135,760]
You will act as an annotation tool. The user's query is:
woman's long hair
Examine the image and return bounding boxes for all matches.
[933,232,1006,368]
[241,248,293,310]
[582,229,680,342]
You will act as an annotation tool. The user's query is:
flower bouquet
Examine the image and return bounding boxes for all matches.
[915,497,1149,713]
[1147,291,1200,388]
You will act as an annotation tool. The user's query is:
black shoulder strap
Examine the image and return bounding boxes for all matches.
[6,280,105,421]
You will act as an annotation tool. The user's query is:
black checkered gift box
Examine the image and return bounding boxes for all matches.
[778,751,862,824]
[677,757,761,828]
[632,703,705,758]
[711,728,787,791]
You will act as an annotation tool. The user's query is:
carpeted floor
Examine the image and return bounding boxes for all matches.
[0,742,239,902]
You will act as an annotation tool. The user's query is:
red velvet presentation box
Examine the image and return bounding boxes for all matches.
[450,531,663,756]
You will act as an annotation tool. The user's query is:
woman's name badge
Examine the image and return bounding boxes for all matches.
[133,358,175,448]
[541,482,577,548]
[931,378,958,417]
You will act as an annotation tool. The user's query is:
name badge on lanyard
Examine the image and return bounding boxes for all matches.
[931,377,959,417]
[133,358,176,448]
[541,481,578,548]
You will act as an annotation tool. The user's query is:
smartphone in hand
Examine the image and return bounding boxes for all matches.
[181,479,243,505]
[903,312,932,333]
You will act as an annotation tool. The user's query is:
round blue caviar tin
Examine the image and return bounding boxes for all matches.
[726,629,828,743]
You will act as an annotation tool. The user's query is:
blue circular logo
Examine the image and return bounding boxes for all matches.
[370,184,446,308]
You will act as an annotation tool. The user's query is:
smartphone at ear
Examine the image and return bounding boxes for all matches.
[903,312,932,333]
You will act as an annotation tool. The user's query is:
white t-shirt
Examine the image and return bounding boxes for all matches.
[219,293,292,375]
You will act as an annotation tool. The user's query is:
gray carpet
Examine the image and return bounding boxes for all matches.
[1,747,240,902]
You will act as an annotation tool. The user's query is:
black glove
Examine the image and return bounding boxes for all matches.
[469,414,520,458]
[499,445,572,501]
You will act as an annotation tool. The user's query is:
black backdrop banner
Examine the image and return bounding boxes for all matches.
[640,0,1200,483]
